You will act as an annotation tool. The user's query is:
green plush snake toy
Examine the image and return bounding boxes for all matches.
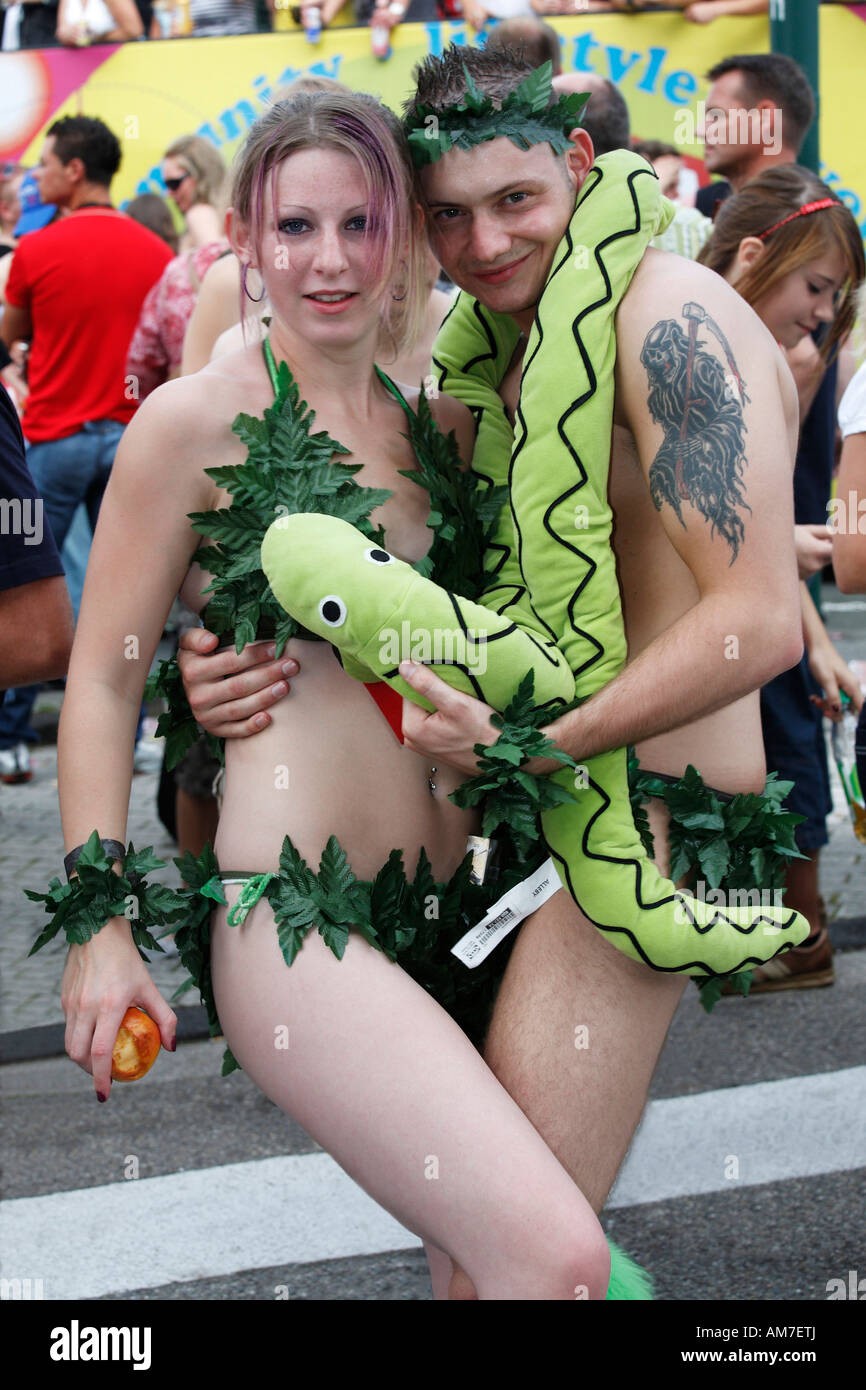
[261,139,808,979]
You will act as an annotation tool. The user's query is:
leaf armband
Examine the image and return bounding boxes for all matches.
[25,830,187,959]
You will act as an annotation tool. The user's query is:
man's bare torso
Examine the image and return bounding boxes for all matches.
[498,288,773,797]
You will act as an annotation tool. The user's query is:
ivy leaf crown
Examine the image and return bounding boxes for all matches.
[405,61,590,169]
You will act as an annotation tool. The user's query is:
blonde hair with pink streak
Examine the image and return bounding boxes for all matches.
[230,90,426,359]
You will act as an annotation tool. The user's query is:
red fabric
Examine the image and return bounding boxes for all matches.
[364,680,405,743]
[5,208,173,443]
[125,241,230,400]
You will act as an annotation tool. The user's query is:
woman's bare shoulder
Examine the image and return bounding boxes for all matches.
[134,350,264,442]
[113,367,262,518]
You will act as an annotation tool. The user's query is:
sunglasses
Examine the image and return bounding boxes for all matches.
[163,173,190,192]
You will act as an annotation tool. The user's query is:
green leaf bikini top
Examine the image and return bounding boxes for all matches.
[185,336,503,658]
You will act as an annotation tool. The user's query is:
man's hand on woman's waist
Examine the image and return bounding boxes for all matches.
[177,627,299,738]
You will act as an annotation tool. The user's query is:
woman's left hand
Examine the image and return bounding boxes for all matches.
[399,661,499,775]
[795,523,834,580]
[807,639,864,719]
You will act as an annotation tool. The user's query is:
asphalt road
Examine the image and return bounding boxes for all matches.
[1,583,864,1304]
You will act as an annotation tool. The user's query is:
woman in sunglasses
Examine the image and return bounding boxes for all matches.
[161,135,226,252]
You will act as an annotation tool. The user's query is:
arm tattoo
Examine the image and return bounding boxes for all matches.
[641,301,751,562]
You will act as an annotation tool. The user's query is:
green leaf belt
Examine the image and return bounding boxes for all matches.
[26,744,797,1078]
[26,680,572,1072]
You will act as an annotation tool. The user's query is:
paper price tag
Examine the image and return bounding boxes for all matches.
[451,857,563,968]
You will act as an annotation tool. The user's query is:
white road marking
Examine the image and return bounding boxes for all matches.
[0,1152,419,1301]
[607,1065,866,1208]
[3,1066,864,1299]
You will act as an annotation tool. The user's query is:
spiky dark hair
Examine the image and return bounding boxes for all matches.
[403,44,535,122]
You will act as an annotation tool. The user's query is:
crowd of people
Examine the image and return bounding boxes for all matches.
[2,0,858,50]
[2,36,865,1300]
[6,0,842,51]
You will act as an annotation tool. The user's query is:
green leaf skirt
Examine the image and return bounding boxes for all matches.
[173,835,542,1076]
[169,759,806,1074]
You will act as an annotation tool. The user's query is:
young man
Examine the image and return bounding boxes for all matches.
[695,52,816,218]
[177,47,809,1274]
[0,116,172,782]
[0,380,72,698]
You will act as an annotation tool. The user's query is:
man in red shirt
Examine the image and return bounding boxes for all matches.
[0,116,172,782]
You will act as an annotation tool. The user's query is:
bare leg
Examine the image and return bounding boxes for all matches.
[423,1241,456,1301]
[210,892,612,1300]
[483,798,687,1213]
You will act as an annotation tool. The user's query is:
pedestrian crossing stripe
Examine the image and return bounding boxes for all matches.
[2,1066,864,1300]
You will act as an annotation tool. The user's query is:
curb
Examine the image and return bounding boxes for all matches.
[827,916,866,950]
[0,1005,211,1065]
[2,921,863,1065]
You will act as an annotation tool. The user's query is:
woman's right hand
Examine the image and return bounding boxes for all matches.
[61,917,177,1102]
[178,627,298,738]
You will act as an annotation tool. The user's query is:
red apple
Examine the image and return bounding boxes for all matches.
[111,1006,161,1082]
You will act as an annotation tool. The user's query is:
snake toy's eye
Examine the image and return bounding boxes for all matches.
[365,547,394,565]
[319,596,347,627]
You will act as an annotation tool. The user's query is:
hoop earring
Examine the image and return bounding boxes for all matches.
[391,257,408,302]
[242,263,265,304]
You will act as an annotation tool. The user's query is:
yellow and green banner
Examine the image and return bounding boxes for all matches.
[1,10,864,234]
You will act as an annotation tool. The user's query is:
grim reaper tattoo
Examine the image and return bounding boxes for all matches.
[641,302,751,561]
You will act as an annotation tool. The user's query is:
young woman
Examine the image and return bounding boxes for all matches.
[160,135,227,252]
[698,165,862,362]
[833,284,866,801]
[699,164,865,990]
[700,165,864,590]
[57,90,611,1301]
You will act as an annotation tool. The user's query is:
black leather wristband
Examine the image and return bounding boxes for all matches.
[64,839,126,881]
